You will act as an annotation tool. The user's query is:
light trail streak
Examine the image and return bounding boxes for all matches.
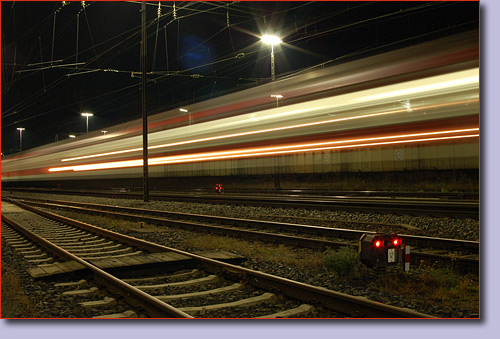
[60,99,475,163]
[353,69,478,102]
[49,128,478,173]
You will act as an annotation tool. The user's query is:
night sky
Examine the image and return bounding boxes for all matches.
[1,1,479,154]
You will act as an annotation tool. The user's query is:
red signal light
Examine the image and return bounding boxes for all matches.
[393,239,399,246]
[374,240,382,248]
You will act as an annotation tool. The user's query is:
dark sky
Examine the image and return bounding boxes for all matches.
[1,1,479,154]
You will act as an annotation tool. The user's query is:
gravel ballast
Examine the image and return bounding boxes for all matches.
[1,192,479,318]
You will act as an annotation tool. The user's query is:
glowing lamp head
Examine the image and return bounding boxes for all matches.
[393,239,400,246]
[81,112,93,117]
[374,240,382,248]
[261,34,282,45]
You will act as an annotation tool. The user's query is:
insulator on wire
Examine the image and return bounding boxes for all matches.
[56,1,67,13]
[173,2,177,20]
[157,2,161,17]
[226,6,230,27]
[81,1,85,8]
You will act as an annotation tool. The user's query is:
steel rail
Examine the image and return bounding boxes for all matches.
[156,193,479,219]
[4,198,434,318]
[3,188,479,219]
[5,197,353,250]
[4,187,480,199]
[11,196,479,253]
[1,213,193,319]
[122,188,479,200]
[220,189,479,200]
[6,197,479,274]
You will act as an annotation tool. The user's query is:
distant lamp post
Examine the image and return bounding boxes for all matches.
[261,34,282,81]
[101,130,108,135]
[271,94,283,107]
[17,127,25,151]
[81,112,93,133]
[69,134,76,138]
[180,108,191,125]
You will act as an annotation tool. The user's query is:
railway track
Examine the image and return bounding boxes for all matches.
[5,187,479,199]
[139,188,480,200]
[4,188,479,219]
[1,200,434,318]
[4,196,479,274]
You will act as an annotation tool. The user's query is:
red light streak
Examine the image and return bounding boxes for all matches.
[60,99,477,163]
[48,128,478,173]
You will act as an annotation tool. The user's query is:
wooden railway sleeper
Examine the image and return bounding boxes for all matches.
[217,266,248,284]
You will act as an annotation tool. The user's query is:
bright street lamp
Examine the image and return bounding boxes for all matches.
[271,94,283,107]
[262,34,282,190]
[81,112,93,133]
[261,34,282,81]
[261,35,282,45]
[17,127,25,151]
[180,108,192,125]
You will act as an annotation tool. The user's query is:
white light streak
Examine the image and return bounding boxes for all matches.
[48,128,478,173]
[354,69,478,102]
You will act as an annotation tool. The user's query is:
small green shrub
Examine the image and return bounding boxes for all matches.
[420,266,459,288]
[323,246,363,279]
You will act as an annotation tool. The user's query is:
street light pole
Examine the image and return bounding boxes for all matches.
[261,35,282,189]
[271,94,283,107]
[261,34,282,81]
[17,127,25,151]
[270,43,276,81]
[81,112,93,133]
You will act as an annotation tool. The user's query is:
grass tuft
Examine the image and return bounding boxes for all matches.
[187,234,325,269]
[376,265,479,310]
[323,246,365,279]
[1,264,39,317]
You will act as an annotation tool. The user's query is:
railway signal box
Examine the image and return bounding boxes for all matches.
[359,234,404,269]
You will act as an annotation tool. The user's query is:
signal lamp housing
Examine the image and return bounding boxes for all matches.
[359,234,404,269]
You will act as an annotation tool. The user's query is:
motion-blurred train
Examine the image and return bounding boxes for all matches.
[1,31,479,187]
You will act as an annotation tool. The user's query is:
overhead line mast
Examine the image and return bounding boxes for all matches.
[141,1,150,202]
